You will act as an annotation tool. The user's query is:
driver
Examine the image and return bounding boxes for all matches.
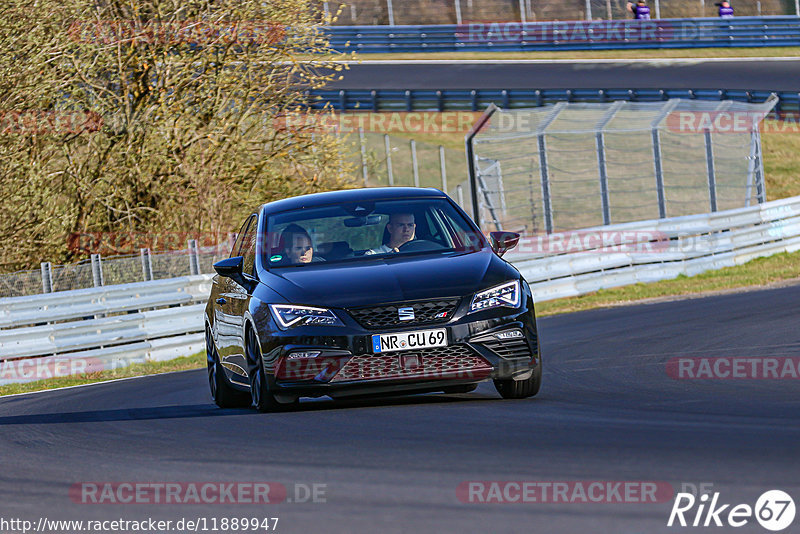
[366,213,416,254]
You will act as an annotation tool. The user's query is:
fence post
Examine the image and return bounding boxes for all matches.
[91,254,104,287]
[755,130,767,203]
[585,0,592,20]
[387,0,395,25]
[454,0,462,25]
[596,132,612,225]
[650,99,678,219]
[796,0,799,17]
[655,0,661,18]
[188,239,200,276]
[538,134,553,234]
[594,101,623,226]
[411,139,420,187]
[384,134,394,186]
[140,248,154,281]
[534,102,566,234]
[652,129,667,218]
[439,145,448,193]
[40,262,53,294]
[704,129,717,212]
[359,127,369,186]
[519,0,527,22]
[457,184,465,208]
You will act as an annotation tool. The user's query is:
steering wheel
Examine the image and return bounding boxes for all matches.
[397,239,442,253]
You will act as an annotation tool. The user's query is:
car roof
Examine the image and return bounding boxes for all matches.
[259,187,448,214]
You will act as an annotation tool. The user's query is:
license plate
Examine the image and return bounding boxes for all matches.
[372,329,447,354]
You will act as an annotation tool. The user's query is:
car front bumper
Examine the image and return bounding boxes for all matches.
[255,297,540,401]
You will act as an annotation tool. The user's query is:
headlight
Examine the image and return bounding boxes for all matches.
[469,280,520,313]
[269,305,344,329]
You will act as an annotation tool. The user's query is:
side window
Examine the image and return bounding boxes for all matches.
[240,215,258,276]
[231,216,253,258]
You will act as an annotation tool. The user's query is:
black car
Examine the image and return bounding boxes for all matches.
[205,187,541,411]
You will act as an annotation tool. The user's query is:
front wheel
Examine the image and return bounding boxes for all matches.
[207,329,250,409]
[246,326,293,413]
[493,359,542,399]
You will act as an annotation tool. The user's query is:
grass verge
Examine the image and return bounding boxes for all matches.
[535,249,800,316]
[349,47,800,61]
[0,351,205,397]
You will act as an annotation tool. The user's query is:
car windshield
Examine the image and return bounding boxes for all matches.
[263,198,486,268]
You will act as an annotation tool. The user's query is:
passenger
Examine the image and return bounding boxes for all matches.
[366,213,416,254]
[627,0,651,19]
[279,224,315,264]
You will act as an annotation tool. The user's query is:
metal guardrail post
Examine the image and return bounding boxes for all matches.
[439,145,448,194]
[411,140,420,187]
[359,127,369,186]
[40,262,53,294]
[188,240,200,276]
[384,134,394,186]
[140,248,153,281]
[91,254,104,287]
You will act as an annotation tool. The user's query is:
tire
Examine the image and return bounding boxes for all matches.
[207,329,250,409]
[442,384,478,394]
[493,358,542,399]
[245,326,294,413]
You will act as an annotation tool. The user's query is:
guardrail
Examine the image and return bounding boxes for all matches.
[326,16,800,52]
[0,275,212,385]
[507,195,800,300]
[311,88,800,114]
[2,195,800,384]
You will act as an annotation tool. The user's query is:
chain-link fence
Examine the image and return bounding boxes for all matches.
[0,245,230,299]
[469,97,778,233]
[339,130,475,212]
[326,0,798,24]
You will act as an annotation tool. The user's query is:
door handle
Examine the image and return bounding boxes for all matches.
[216,298,226,305]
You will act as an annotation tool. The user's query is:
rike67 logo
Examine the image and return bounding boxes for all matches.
[668,490,795,531]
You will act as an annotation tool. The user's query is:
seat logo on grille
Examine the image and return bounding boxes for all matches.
[398,307,415,321]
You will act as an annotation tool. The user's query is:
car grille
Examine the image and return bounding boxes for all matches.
[329,345,492,383]
[481,337,534,360]
[347,298,461,329]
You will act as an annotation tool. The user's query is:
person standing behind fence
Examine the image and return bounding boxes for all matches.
[716,1,734,17]
[627,0,651,19]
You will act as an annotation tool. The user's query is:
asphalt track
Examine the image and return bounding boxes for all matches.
[1,284,799,533]
[328,58,800,90]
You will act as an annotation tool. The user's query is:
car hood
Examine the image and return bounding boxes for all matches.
[259,250,518,308]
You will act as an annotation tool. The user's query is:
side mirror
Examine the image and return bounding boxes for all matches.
[489,231,520,257]
[213,256,255,291]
